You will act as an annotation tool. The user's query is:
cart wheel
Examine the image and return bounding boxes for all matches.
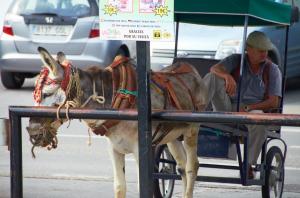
[262,146,285,198]
[153,145,176,198]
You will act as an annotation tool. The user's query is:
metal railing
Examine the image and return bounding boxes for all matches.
[9,106,300,198]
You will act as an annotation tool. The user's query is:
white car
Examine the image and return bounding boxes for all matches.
[0,0,136,89]
[150,23,247,70]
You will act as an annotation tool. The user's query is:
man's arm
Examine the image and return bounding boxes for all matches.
[243,95,280,112]
[210,63,237,96]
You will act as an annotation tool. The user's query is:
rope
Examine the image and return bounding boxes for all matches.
[55,69,105,145]
[81,79,105,107]
[87,128,92,146]
[56,67,83,124]
[28,123,58,158]
[65,99,80,127]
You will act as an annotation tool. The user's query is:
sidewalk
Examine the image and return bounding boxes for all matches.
[1,175,300,198]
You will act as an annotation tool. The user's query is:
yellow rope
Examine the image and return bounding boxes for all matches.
[81,79,105,107]
[28,121,58,158]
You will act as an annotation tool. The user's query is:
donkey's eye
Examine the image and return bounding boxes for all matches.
[42,93,52,99]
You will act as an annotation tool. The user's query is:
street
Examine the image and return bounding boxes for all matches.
[1,75,300,198]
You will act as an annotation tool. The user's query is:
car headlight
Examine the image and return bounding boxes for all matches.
[215,39,242,60]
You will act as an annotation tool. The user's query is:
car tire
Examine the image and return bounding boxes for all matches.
[261,146,285,198]
[1,71,25,89]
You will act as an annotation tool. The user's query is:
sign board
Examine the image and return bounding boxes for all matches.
[99,0,174,41]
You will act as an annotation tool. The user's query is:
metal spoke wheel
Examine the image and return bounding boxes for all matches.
[262,146,285,198]
[153,145,176,198]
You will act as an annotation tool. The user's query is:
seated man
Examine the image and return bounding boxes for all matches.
[204,31,282,178]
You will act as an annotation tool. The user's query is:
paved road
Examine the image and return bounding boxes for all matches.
[1,76,300,197]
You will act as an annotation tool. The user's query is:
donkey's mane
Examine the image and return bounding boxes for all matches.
[84,66,103,74]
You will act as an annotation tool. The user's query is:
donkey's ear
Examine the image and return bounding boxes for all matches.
[37,46,61,76]
[56,51,66,65]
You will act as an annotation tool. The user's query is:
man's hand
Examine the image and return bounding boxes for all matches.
[224,74,237,96]
[210,63,237,97]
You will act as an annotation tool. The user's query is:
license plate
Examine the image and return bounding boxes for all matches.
[31,25,73,36]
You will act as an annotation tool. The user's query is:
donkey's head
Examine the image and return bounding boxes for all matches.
[26,47,82,154]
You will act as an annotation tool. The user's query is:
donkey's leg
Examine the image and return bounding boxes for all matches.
[132,148,140,194]
[183,127,199,198]
[167,140,187,196]
[109,147,126,198]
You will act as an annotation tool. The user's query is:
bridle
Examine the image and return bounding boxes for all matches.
[86,55,138,136]
[29,55,137,149]
[28,62,82,157]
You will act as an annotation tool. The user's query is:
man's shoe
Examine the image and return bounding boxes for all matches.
[248,166,256,179]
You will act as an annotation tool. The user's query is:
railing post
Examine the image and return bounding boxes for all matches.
[9,111,23,198]
[136,40,153,198]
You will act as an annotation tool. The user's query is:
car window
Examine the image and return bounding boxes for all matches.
[9,0,95,17]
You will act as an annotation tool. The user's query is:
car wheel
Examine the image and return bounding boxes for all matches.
[1,71,25,89]
[153,145,176,198]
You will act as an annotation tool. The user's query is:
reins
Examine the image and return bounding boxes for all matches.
[30,62,83,157]
[81,78,106,107]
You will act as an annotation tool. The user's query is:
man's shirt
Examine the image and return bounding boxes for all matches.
[220,54,282,104]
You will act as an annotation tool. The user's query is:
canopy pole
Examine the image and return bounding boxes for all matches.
[280,26,290,112]
[174,22,179,58]
[236,15,249,111]
[237,15,249,186]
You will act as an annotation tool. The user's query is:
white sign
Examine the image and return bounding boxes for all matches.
[99,0,174,41]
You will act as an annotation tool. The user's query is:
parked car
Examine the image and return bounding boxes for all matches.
[150,23,257,70]
[0,0,136,89]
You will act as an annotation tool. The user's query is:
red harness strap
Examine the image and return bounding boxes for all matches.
[33,64,73,105]
[60,63,72,91]
[34,68,50,104]
[92,120,120,136]
[91,56,137,136]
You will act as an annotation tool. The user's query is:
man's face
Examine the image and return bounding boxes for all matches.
[247,46,268,65]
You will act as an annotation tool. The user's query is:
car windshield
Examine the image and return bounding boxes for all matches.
[9,0,96,17]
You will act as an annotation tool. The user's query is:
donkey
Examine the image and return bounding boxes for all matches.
[26,47,208,198]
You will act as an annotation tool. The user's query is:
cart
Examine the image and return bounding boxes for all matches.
[153,1,298,198]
